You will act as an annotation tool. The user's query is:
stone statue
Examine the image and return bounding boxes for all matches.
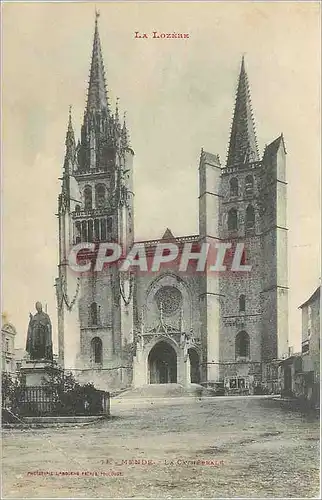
[26,302,53,361]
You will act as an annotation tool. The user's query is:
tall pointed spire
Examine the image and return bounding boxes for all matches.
[86,11,109,114]
[115,97,120,124]
[77,13,133,173]
[226,56,259,167]
[64,105,76,170]
[66,106,75,146]
[114,97,122,135]
[121,111,131,149]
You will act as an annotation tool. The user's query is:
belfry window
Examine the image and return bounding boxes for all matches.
[95,184,106,209]
[228,208,238,231]
[239,294,246,312]
[230,177,238,197]
[84,185,92,210]
[101,219,107,241]
[90,302,98,326]
[91,337,102,364]
[75,222,81,244]
[106,217,112,233]
[235,331,250,359]
[245,205,255,230]
[245,175,254,196]
[88,220,93,242]
[94,219,100,240]
[81,220,88,242]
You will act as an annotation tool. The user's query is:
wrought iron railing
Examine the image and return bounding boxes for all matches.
[17,386,110,417]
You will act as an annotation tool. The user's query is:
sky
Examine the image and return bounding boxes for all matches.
[2,1,321,352]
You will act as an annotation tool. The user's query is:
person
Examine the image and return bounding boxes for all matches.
[26,302,53,361]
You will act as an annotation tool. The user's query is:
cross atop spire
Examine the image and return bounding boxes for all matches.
[86,13,109,114]
[226,56,259,167]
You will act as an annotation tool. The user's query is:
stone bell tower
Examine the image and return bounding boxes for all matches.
[56,14,135,390]
[198,57,289,386]
[218,56,289,382]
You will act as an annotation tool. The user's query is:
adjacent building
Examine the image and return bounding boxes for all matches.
[279,286,320,405]
[1,319,17,373]
[299,286,320,403]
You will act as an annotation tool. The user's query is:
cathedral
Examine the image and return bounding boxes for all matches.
[56,17,289,392]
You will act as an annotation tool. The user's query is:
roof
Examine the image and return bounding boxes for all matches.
[278,352,302,365]
[262,134,287,163]
[161,228,176,241]
[299,286,321,309]
[1,323,17,335]
[200,150,221,167]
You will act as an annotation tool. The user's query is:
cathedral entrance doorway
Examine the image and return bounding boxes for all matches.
[188,348,200,383]
[148,341,177,384]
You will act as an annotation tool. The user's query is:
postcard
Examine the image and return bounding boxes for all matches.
[2,1,320,499]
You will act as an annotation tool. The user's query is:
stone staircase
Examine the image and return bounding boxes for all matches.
[115,383,216,399]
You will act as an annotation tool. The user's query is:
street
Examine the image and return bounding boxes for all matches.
[2,396,320,498]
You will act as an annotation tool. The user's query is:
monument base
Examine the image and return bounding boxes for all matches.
[20,359,62,387]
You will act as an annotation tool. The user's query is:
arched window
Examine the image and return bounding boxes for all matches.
[245,205,255,230]
[230,177,238,197]
[239,294,246,312]
[91,337,102,364]
[90,302,98,326]
[75,204,81,213]
[84,186,92,210]
[235,331,250,359]
[245,175,254,196]
[95,184,106,209]
[228,208,238,231]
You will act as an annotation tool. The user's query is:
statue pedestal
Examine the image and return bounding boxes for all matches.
[20,360,62,387]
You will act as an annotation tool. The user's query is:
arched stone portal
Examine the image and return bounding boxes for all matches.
[148,341,177,384]
[188,349,200,383]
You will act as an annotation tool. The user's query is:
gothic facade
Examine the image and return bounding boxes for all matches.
[56,19,289,392]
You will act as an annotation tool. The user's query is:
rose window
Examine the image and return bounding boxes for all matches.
[155,286,182,316]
